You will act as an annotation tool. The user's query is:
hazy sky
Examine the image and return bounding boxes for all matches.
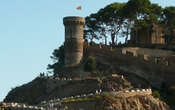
[0,0,175,101]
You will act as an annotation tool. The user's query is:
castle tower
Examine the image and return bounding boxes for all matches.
[63,16,85,66]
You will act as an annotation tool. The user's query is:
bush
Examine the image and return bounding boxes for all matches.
[152,90,160,99]
[47,44,65,74]
[84,56,96,72]
[167,85,175,108]
[168,85,175,95]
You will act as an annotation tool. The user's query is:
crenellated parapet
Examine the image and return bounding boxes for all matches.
[112,89,152,98]
[63,16,85,25]
[0,102,44,110]
[121,47,175,66]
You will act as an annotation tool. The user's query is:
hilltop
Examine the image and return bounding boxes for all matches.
[2,44,174,110]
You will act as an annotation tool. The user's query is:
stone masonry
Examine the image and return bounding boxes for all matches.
[63,16,85,66]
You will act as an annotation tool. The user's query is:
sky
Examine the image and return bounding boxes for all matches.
[0,0,175,102]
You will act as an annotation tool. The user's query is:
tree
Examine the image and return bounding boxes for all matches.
[167,85,175,106]
[122,0,165,43]
[123,0,151,20]
[98,3,125,45]
[84,0,175,45]
[84,56,96,72]
[84,14,100,42]
[168,85,175,95]
[149,3,163,23]
[47,44,65,74]
[163,7,175,26]
[84,2,125,46]
[163,7,175,44]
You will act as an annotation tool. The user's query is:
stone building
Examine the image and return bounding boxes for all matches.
[63,16,85,66]
[129,23,165,44]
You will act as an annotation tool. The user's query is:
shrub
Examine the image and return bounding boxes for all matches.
[84,56,96,72]
[47,44,65,74]
[152,90,160,99]
[167,85,175,108]
[168,85,175,95]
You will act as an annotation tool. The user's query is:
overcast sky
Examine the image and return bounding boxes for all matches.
[0,0,175,101]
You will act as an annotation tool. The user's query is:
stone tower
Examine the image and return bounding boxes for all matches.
[63,16,85,66]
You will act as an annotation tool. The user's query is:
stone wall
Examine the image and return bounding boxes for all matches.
[110,89,152,98]
[85,43,175,67]
[39,88,152,109]
[85,44,175,87]
[122,47,175,66]
[0,102,44,110]
[130,23,165,44]
[63,16,85,66]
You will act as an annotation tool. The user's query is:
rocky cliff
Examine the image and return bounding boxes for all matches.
[85,45,175,88]
[3,75,132,105]
[3,74,172,110]
[3,45,174,110]
[95,94,171,110]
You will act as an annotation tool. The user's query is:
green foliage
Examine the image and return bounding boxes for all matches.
[152,90,160,99]
[168,86,175,108]
[160,85,175,109]
[64,96,101,103]
[162,7,175,44]
[150,3,163,23]
[163,7,175,26]
[47,44,65,74]
[123,0,151,19]
[84,0,175,45]
[84,2,126,45]
[84,56,96,72]
[168,86,175,95]
[158,84,175,109]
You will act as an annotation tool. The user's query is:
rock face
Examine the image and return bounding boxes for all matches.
[3,75,171,110]
[3,77,100,105]
[3,75,132,105]
[86,45,175,88]
[3,75,172,110]
[95,94,171,110]
[101,75,132,91]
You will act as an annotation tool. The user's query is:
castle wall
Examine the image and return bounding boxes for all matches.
[63,16,85,66]
[87,44,175,87]
[129,23,165,45]
[119,47,175,87]
[122,47,175,66]
[109,89,152,98]
[151,24,165,44]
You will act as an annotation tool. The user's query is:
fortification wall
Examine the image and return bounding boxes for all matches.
[85,43,175,87]
[0,103,44,110]
[40,88,152,109]
[111,89,152,98]
[126,43,175,50]
[122,47,175,66]
[85,43,175,67]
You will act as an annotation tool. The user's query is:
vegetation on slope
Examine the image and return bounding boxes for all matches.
[85,0,175,45]
[95,94,170,110]
[84,56,96,72]
[4,78,48,105]
[154,85,175,110]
